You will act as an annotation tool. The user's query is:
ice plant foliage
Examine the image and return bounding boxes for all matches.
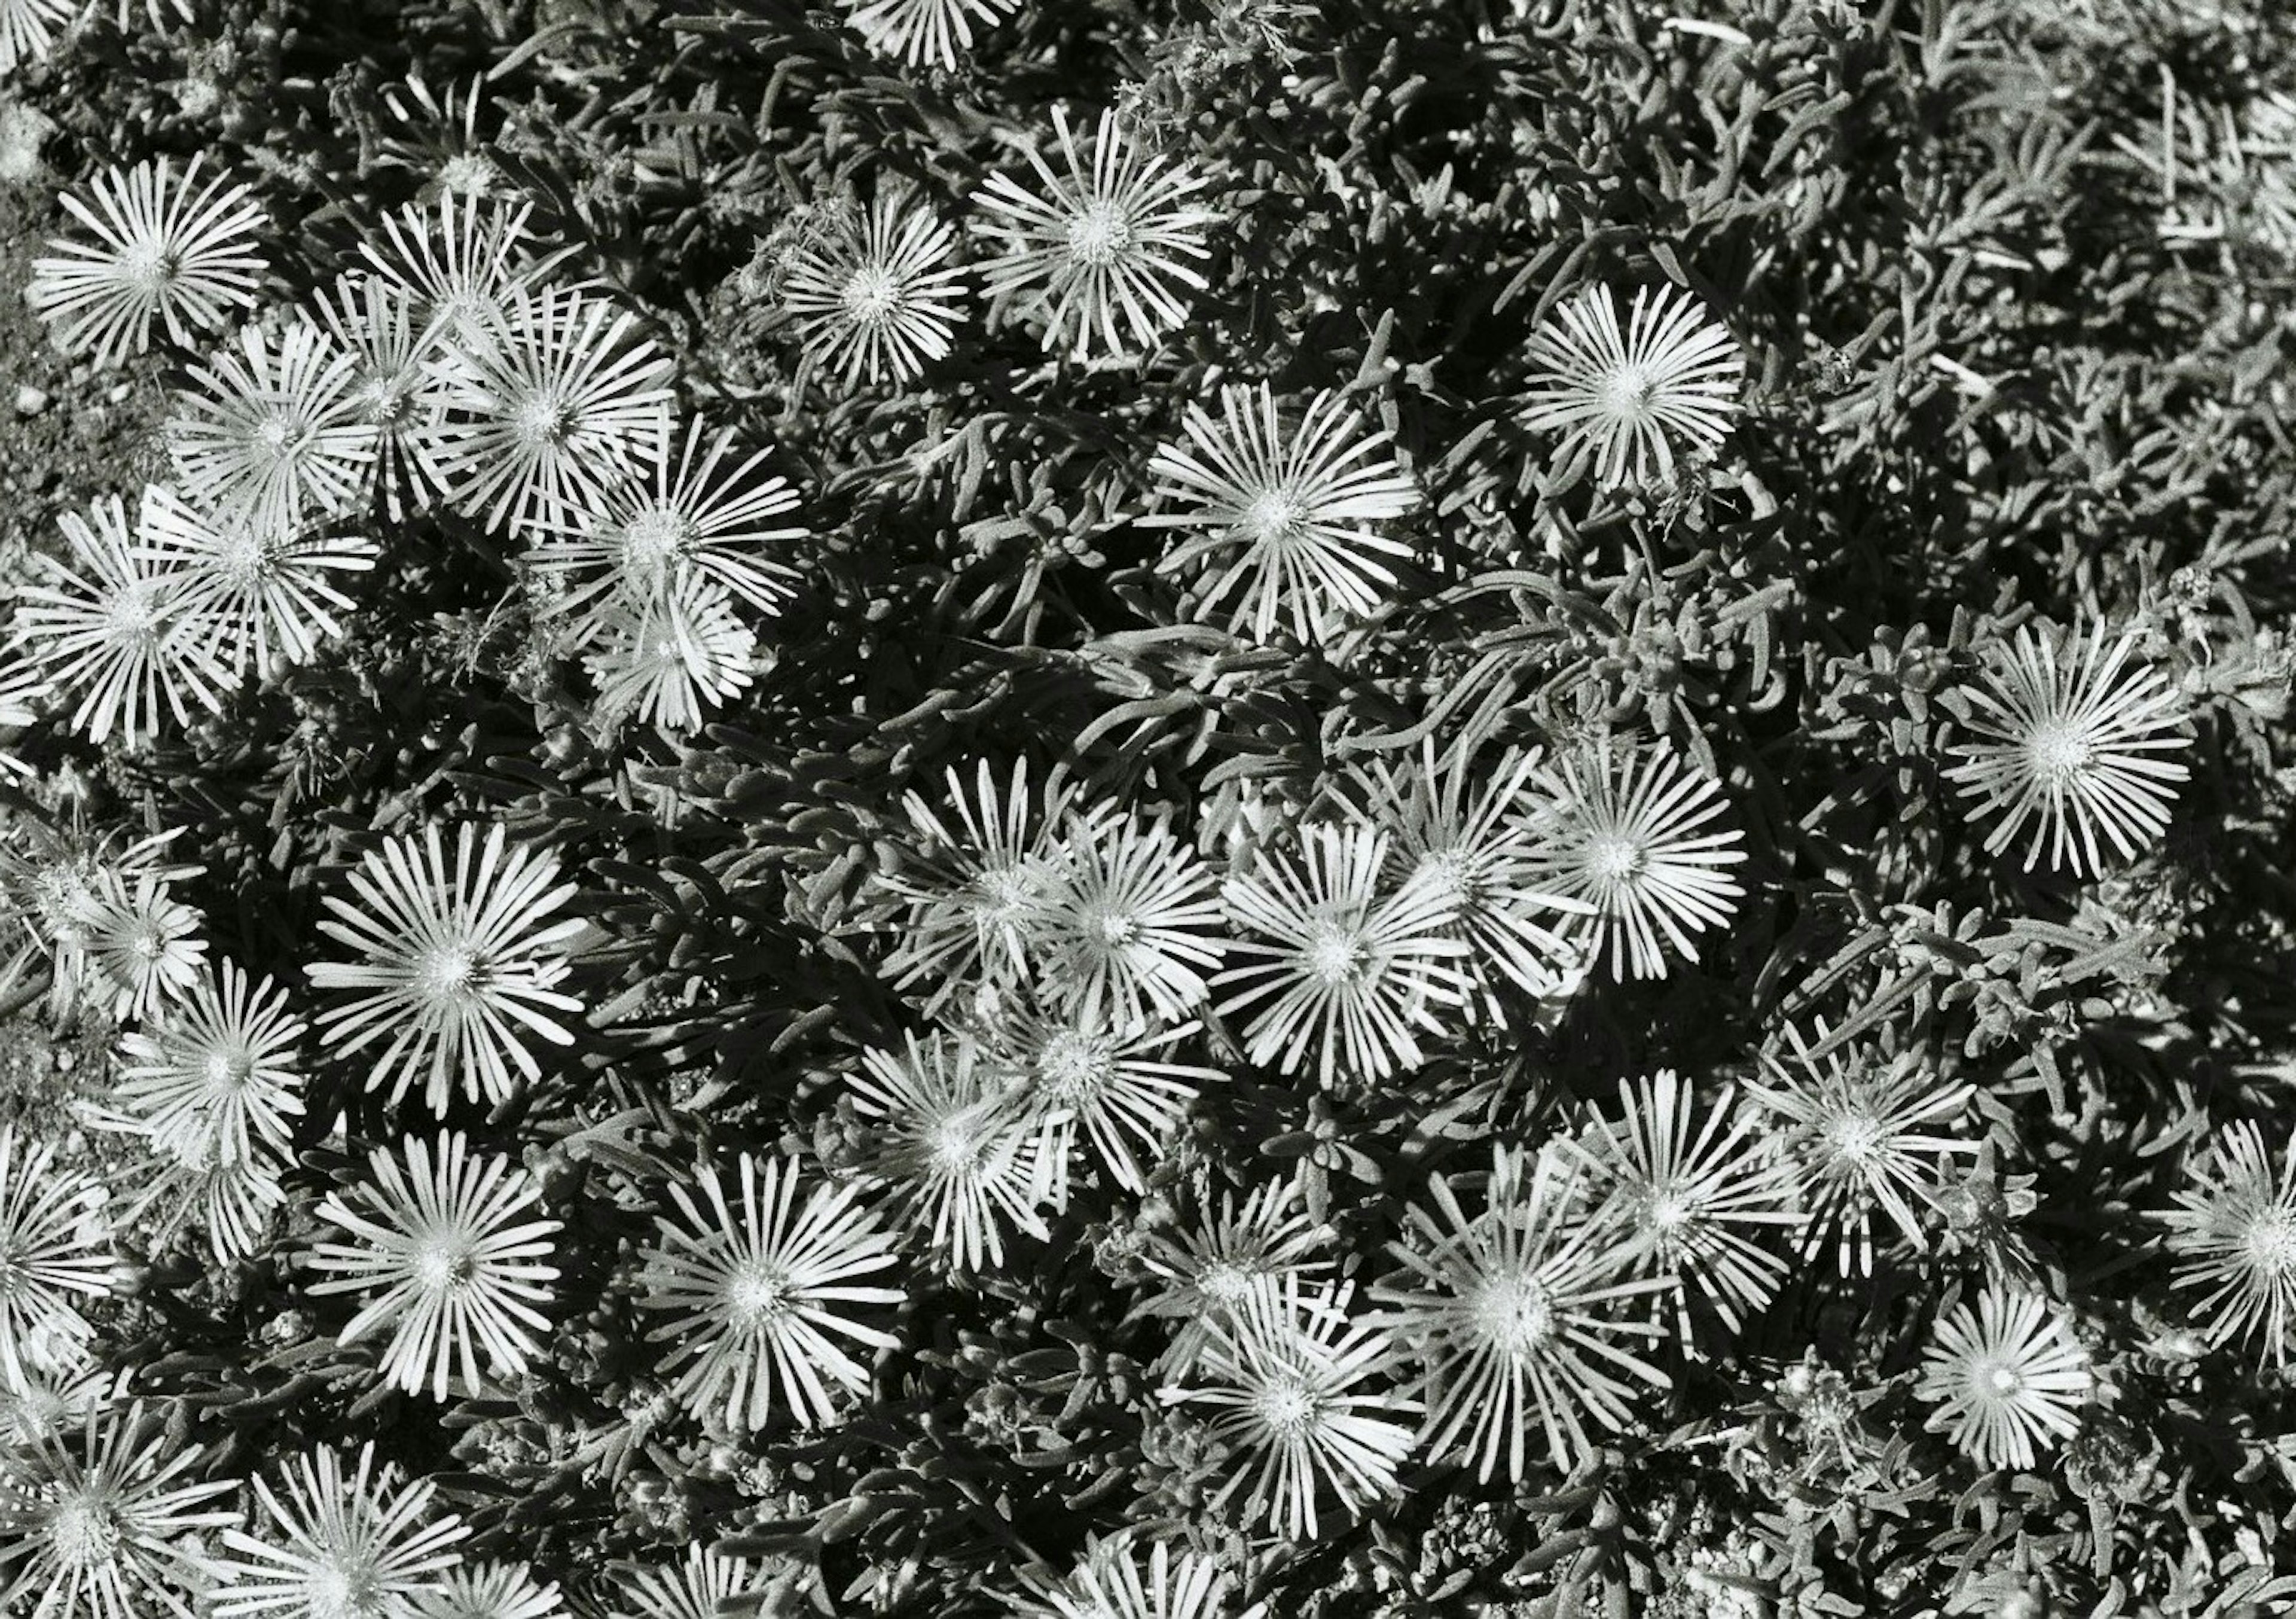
[1944,621,2193,876]
[1520,282,1744,487]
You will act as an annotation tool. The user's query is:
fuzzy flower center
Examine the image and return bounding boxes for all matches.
[412,1239,480,1295]
[416,940,486,1003]
[726,1261,793,1330]
[1196,1258,1259,1306]
[839,263,904,326]
[1064,200,1135,268]
[1300,919,1371,987]
[1981,1362,2025,1399]
[105,583,165,647]
[512,390,576,449]
[120,240,179,298]
[1473,1270,1556,1356]
[45,1491,122,1570]
[1252,1370,1320,1437]
[926,1114,984,1176]
[2020,717,2096,786]
[1822,1109,1888,1167]
[308,1554,388,1619]
[1241,486,1311,545]
[438,153,499,197]
[1036,1029,1116,1104]
[618,505,696,577]
[1598,362,1660,422]
[1581,829,1649,888]
[254,410,312,461]
[2243,1207,2296,1279]
[201,1042,258,1091]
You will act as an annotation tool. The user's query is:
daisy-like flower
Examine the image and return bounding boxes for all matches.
[845,1030,1051,1273]
[998,1007,1223,1203]
[838,0,1017,68]
[973,106,1219,361]
[28,156,267,370]
[1343,740,1592,1010]
[212,1443,469,1619]
[375,74,505,202]
[0,1398,240,1619]
[1943,621,2193,877]
[1370,1145,1669,1484]
[777,190,969,386]
[0,1364,110,1450]
[10,493,226,746]
[1516,739,1747,981]
[163,319,375,540]
[523,417,803,632]
[0,822,197,1015]
[1034,809,1227,1027]
[879,758,1076,1011]
[1010,1535,1265,1619]
[1566,1069,1799,1337]
[77,864,207,1023]
[1144,385,1418,644]
[0,1126,120,1394]
[2159,1120,2296,1365]
[413,1563,567,1619]
[310,273,452,516]
[111,959,304,1166]
[306,823,584,1114]
[1163,1278,1419,1539]
[1520,282,1743,487]
[1747,1026,1980,1276]
[361,196,567,367]
[1916,1289,2092,1470]
[432,286,677,533]
[1129,1177,1331,1377]
[1213,822,1470,1086]
[140,483,378,679]
[637,1151,904,1433]
[582,575,758,735]
[306,1133,562,1401]
[0,0,75,78]
[119,1135,289,1266]
[605,1547,760,1619]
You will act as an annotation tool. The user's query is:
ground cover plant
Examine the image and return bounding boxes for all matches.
[1,0,2295,1614]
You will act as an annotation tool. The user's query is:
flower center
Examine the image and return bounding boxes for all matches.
[1241,486,1310,544]
[1064,200,1135,268]
[839,263,903,326]
[1196,1258,1257,1306]
[1582,830,1648,887]
[1822,1109,1887,1167]
[46,1492,122,1570]
[416,941,484,1002]
[121,240,179,298]
[2021,718,2095,786]
[2244,1208,2296,1277]
[1982,1362,2025,1399]
[255,410,310,460]
[202,1044,258,1091]
[973,864,1044,929]
[926,1115,982,1175]
[1599,362,1659,422]
[412,1240,479,1295]
[1474,1270,1556,1356]
[512,390,575,449]
[1300,917,1371,987]
[437,153,499,197]
[1036,1029,1115,1103]
[618,505,695,578]
[308,1555,387,1619]
[105,583,164,646]
[726,1261,792,1330]
[1252,1370,1320,1437]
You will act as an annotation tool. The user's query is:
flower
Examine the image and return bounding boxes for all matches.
[973,106,1219,360]
[432,286,677,533]
[374,74,505,201]
[523,417,803,633]
[2159,1120,2296,1365]
[1034,809,1226,1027]
[310,272,453,516]
[582,576,758,736]
[1916,1289,2092,1470]
[307,823,584,1114]
[1565,1069,1799,1337]
[1370,1145,1668,1483]
[998,1007,1222,1203]
[306,1133,562,1401]
[1516,739,1746,981]
[1144,385,1418,644]
[1747,1026,1979,1276]
[28,156,267,370]
[845,1030,1051,1273]
[838,0,1018,67]
[1213,821,1470,1086]
[412,1563,567,1619]
[1128,1176,1332,1377]
[1009,1534,1264,1619]
[119,1136,289,1266]
[1943,621,2193,876]
[163,319,375,541]
[139,484,377,680]
[9,493,227,746]
[360,196,567,365]
[212,1443,469,1619]
[637,1151,905,1432]
[76,864,207,1023]
[776,190,969,385]
[878,758,1076,1011]
[0,0,75,78]
[0,1398,240,1619]
[1162,1277,1418,1538]
[110,959,304,1167]
[1520,282,1743,487]
[605,1547,762,1619]
[0,1125,121,1394]
[1342,740,1592,1010]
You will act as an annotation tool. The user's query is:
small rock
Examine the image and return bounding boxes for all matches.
[106,382,130,404]
[12,385,46,415]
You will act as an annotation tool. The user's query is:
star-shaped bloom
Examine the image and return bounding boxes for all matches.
[1916,1289,2092,1470]
[1521,282,1742,487]
[777,189,969,385]
[2159,1120,2296,1366]
[212,1444,469,1619]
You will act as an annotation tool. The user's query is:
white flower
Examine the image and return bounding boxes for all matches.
[1916,1289,2091,1470]
[1128,1176,1332,1378]
[1034,808,1227,1028]
[118,1135,289,1266]
[0,1126,123,1393]
[1943,621,2193,876]
[212,1444,469,1619]
[1162,1278,1418,1539]
[838,0,1018,67]
[0,0,75,77]
[777,190,969,385]
[997,1006,1222,1203]
[374,74,505,201]
[1213,821,1470,1086]
[1370,1146,1668,1483]
[139,483,377,681]
[29,156,266,370]
[307,823,584,1114]
[360,196,567,365]
[309,272,454,516]
[74,863,206,1023]
[306,1133,561,1401]
[0,1398,240,1619]
[412,1563,568,1619]
[1008,1534,1263,1619]
[110,959,305,1167]
[163,319,375,540]
[638,1151,904,1433]
[1516,739,1746,981]
[604,1547,761,1619]
[1521,282,1743,487]
[1144,385,1418,643]
[973,106,1219,360]
[2159,1120,2296,1365]
[582,575,758,736]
